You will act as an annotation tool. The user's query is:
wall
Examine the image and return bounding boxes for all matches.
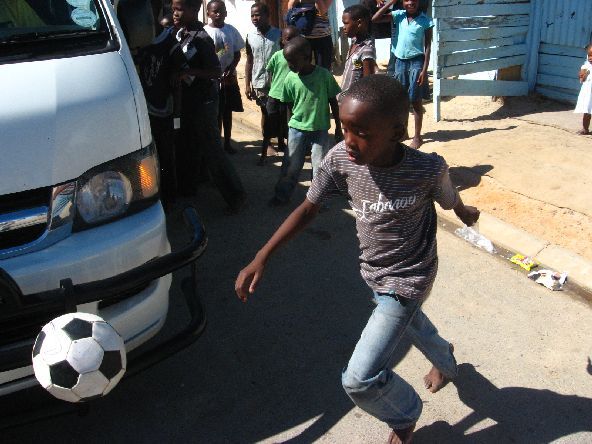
[533,0,592,103]
[222,0,258,37]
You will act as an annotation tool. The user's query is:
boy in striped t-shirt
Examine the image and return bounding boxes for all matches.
[236,76,480,443]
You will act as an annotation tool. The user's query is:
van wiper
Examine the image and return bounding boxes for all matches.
[0,30,106,44]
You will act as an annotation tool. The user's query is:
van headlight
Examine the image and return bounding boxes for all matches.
[73,144,160,230]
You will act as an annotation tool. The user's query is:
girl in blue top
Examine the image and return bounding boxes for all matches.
[373,0,433,149]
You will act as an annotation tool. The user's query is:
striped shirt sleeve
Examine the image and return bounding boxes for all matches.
[433,160,459,210]
[306,152,342,204]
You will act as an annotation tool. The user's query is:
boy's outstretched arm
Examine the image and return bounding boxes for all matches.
[372,0,396,23]
[235,199,321,302]
[329,97,343,142]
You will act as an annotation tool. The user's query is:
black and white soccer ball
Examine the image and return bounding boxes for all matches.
[32,312,127,402]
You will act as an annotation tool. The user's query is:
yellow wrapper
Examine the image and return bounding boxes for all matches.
[510,253,538,271]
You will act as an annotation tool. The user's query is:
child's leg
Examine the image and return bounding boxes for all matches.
[582,113,591,134]
[278,104,287,152]
[408,55,426,149]
[341,293,423,431]
[257,93,271,165]
[404,307,458,392]
[410,100,424,149]
[222,107,236,153]
[265,97,282,155]
[273,128,309,203]
[310,130,329,178]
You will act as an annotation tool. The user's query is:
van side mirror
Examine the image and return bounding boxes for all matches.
[117,0,155,50]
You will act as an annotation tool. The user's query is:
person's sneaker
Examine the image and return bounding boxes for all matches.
[387,424,415,444]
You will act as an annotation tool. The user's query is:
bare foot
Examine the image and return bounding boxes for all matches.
[577,129,590,135]
[424,344,454,393]
[409,136,423,149]
[387,424,415,444]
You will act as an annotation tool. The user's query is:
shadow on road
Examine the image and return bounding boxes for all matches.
[414,363,592,443]
[422,126,516,143]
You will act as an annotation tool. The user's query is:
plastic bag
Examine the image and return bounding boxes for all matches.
[454,223,496,254]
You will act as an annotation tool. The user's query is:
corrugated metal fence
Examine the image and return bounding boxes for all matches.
[534,0,592,103]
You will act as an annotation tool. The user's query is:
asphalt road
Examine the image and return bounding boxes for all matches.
[2,142,591,443]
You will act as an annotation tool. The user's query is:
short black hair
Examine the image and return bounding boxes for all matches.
[341,75,409,123]
[251,2,269,15]
[185,0,203,9]
[283,35,312,60]
[207,0,225,10]
[343,4,370,23]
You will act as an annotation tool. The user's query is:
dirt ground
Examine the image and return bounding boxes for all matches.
[232,60,592,261]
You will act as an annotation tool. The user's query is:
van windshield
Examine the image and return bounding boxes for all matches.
[0,0,113,59]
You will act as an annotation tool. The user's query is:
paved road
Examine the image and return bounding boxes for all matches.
[2,142,591,443]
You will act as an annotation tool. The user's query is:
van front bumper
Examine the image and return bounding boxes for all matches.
[0,207,207,400]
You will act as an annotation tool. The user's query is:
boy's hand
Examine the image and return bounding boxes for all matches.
[579,69,589,83]
[246,85,255,100]
[417,69,427,86]
[235,258,266,303]
[454,205,480,227]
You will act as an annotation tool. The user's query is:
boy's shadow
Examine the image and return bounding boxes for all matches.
[414,363,592,443]
[448,164,493,192]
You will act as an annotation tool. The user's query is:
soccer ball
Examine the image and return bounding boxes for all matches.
[32,312,127,402]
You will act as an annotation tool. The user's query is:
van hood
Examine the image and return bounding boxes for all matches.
[0,52,142,195]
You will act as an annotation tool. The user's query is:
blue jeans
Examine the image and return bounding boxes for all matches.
[274,127,328,202]
[394,55,425,103]
[342,292,457,429]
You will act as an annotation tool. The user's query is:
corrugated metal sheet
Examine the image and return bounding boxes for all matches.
[539,0,592,48]
[535,0,592,103]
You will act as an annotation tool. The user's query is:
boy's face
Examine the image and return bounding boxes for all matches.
[251,6,269,29]
[284,49,310,74]
[339,97,406,166]
[403,0,419,14]
[172,0,198,28]
[207,2,227,26]
[341,13,359,38]
[587,47,592,63]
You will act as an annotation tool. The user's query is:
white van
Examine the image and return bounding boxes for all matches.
[0,0,206,403]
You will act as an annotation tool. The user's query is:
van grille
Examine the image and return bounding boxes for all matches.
[0,309,65,348]
[0,188,51,251]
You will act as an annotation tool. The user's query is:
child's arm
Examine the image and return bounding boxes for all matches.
[362,58,376,77]
[417,27,433,86]
[579,68,589,83]
[245,41,255,100]
[329,97,343,142]
[235,199,321,302]
[372,0,396,23]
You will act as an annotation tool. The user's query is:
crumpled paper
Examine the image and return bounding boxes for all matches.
[528,269,568,291]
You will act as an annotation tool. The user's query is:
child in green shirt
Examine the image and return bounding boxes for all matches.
[270,36,342,205]
[264,25,300,158]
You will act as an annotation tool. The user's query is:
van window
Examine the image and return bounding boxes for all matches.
[0,0,115,61]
